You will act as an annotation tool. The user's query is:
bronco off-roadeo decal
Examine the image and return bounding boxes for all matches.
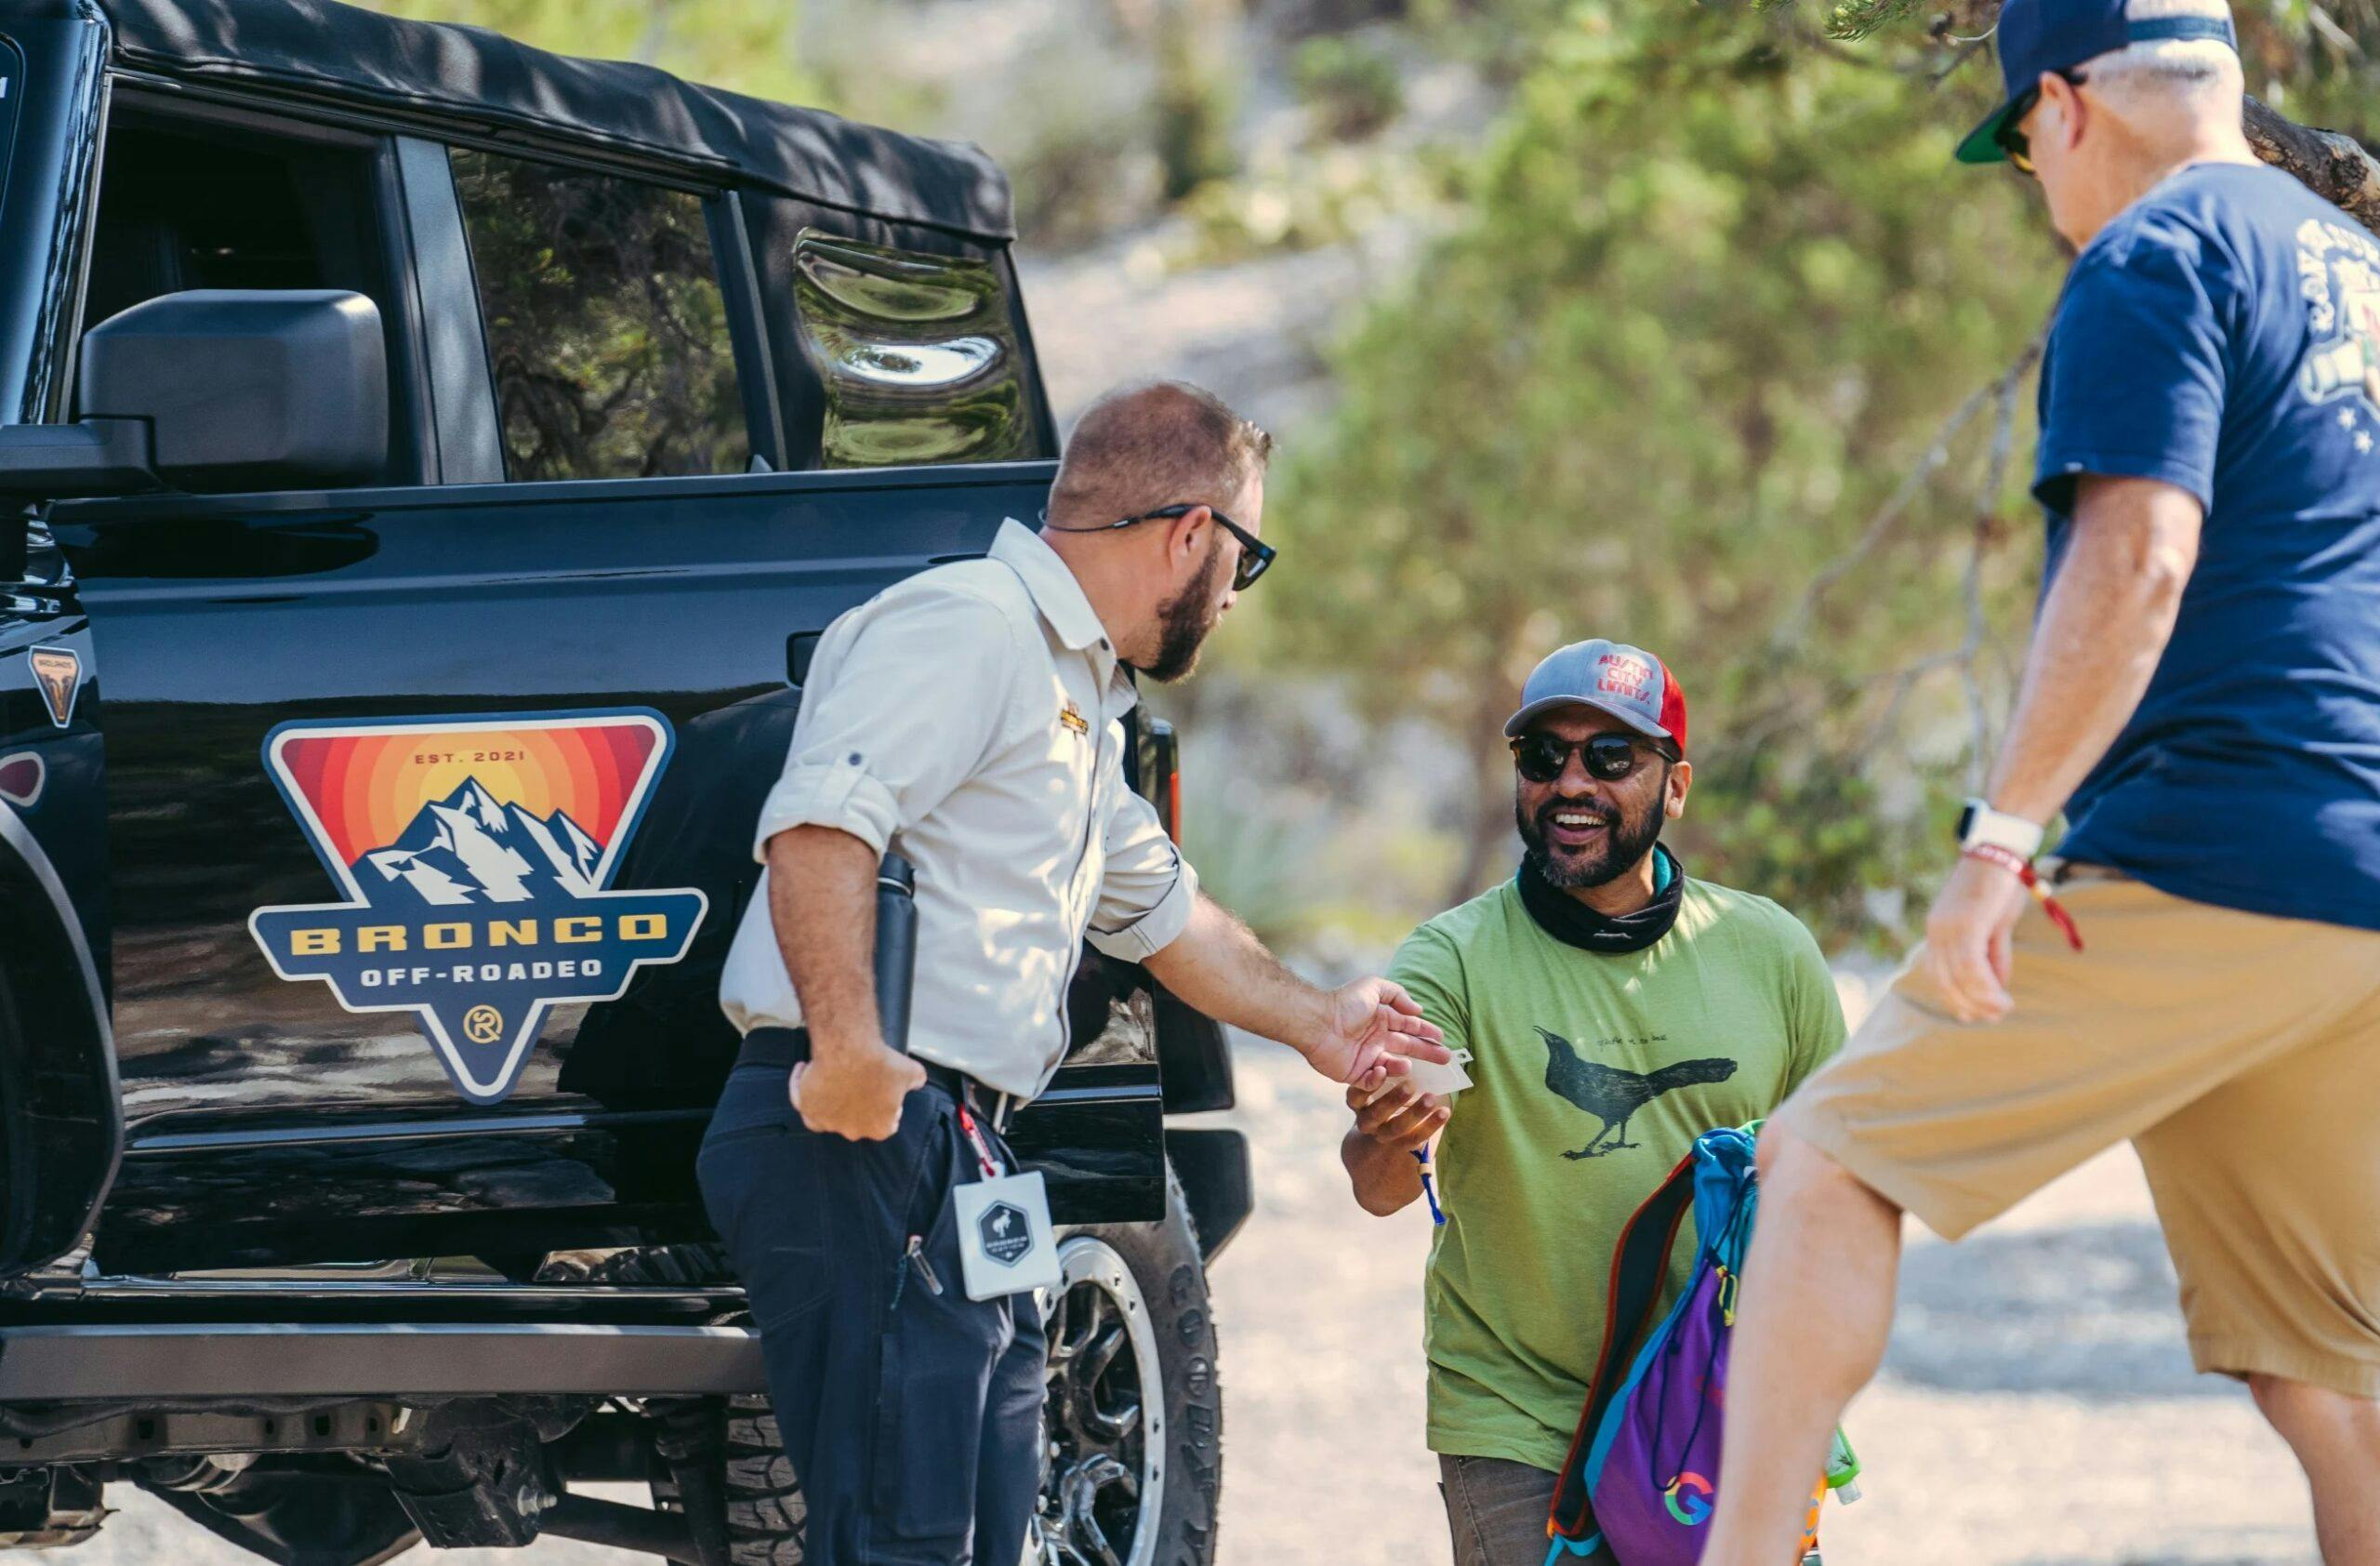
[247,710,707,1104]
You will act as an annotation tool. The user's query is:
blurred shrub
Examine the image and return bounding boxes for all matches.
[1177,777,1329,950]
[1153,144,1456,271]
[1295,35,1408,141]
[989,18,1168,246]
[1155,0,1243,200]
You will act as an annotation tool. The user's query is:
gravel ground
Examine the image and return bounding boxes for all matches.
[73,983,2323,1566]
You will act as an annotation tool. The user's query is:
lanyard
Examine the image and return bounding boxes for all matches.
[1411,1147,1445,1226]
[957,1105,1002,1180]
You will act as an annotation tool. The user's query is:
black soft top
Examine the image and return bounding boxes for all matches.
[96,0,1015,240]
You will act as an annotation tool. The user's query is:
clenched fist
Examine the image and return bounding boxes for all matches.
[792,1036,927,1140]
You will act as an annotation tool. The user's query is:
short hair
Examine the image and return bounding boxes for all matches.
[1047,380,1273,526]
[2082,0,2243,106]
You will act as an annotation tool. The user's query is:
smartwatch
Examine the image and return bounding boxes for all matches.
[1957,799,2045,861]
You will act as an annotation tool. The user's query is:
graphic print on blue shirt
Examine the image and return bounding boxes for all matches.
[2034,163,2380,931]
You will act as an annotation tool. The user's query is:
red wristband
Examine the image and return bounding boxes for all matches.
[1960,845,2084,952]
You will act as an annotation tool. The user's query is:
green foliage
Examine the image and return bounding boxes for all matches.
[449,150,747,480]
[1295,35,1409,141]
[1155,0,1243,201]
[1814,0,1926,43]
[1268,1,2065,942]
[366,0,816,104]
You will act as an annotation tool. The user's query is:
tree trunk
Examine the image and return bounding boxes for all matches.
[2244,97,2380,236]
[1447,678,1520,908]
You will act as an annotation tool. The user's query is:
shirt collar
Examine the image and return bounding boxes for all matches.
[991,518,1115,656]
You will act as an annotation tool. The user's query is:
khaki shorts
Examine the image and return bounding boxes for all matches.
[1778,869,2380,1397]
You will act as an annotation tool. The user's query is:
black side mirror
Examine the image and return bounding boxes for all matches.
[80,289,388,490]
[0,289,389,519]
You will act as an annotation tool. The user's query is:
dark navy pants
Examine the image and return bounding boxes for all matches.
[698,1061,1047,1565]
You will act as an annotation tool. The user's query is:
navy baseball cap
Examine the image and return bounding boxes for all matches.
[1504,639,1688,756]
[1956,0,2238,166]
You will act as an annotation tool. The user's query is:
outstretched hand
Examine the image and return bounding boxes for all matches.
[1304,976,1449,1088]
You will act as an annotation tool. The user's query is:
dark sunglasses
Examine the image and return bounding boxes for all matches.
[1047,502,1277,592]
[1510,732,1676,785]
[1997,67,2087,176]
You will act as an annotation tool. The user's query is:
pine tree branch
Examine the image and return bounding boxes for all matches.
[2243,96,2380,235]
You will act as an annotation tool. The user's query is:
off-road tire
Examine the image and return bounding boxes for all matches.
[720,1393,805,1566]
[1039,1167,1222,1566]
[536,1244,802,1562]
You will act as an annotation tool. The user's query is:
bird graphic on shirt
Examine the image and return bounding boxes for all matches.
[1538,1026,1738,1161]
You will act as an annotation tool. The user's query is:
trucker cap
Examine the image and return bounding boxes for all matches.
[1956,0,2238,166]
[1503,639,1688,756]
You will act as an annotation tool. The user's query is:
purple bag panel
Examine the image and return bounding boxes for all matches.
[1591,1262,1729,1565]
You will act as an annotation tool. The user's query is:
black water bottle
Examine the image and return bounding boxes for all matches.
[873,852,919,1055]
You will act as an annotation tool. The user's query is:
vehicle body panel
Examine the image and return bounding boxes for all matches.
[0,0,1237,1320]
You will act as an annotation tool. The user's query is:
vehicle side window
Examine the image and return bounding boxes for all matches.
[77,111,412,485]
[791,232,1037,469]
[448,149,748,482]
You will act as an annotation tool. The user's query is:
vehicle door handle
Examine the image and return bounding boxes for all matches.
[787,631,821,686]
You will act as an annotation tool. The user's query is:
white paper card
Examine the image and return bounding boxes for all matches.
[953,1170,1061,1300]
[1398,1047,1474,1098]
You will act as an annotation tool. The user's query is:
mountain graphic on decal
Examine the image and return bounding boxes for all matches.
[356,780,605,905]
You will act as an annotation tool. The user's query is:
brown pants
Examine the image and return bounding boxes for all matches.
[1439,1455,1593,1566]
[1780,869,2380,1396]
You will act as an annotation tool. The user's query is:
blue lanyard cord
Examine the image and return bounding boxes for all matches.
[1412,1148,1446,1226]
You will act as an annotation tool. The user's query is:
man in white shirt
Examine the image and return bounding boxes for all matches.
[698,379,1448,1565]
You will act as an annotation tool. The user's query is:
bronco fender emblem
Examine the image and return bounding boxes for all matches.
[27,646,79,730]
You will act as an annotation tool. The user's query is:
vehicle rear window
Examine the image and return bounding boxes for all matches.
[449,149,749,482]
[792,232,1036,468]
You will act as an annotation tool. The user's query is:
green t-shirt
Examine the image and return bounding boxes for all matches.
[1390,874,1846,1473]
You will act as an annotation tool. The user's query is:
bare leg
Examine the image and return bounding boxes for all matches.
[2251,1374,2380,1565]
[1700,1122,1904,1566]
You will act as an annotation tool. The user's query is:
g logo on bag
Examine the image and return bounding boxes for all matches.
[1663,1472,1714,1526]
[978,1201,1032,1266]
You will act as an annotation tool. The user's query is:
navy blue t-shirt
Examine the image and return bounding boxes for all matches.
[2037,162,2380,931]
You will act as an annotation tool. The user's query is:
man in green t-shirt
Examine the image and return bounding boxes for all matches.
[1342,638,1846,1566]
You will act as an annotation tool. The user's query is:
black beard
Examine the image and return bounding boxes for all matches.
[1514,776,1668,890]
[1136,537,1223,683]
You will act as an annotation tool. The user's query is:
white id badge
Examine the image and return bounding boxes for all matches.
[952,1171,1061,1300]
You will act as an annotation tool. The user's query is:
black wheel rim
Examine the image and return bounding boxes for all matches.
[1033,1237,1164,1566]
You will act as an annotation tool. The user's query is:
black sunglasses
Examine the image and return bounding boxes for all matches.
[1997,67,2087,176]
[1047,503,1277,592]
[1510,732,1676,785]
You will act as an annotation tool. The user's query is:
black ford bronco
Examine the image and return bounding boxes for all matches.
[0,3,1249,1560]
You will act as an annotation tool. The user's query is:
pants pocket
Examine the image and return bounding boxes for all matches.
[870,1103,1010,1549]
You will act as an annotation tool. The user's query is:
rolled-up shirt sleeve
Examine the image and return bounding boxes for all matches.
[751,584,1019,861]
[1087,768,1199,961]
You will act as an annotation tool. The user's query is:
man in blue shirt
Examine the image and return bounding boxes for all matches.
[1702,3,2380,1560]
